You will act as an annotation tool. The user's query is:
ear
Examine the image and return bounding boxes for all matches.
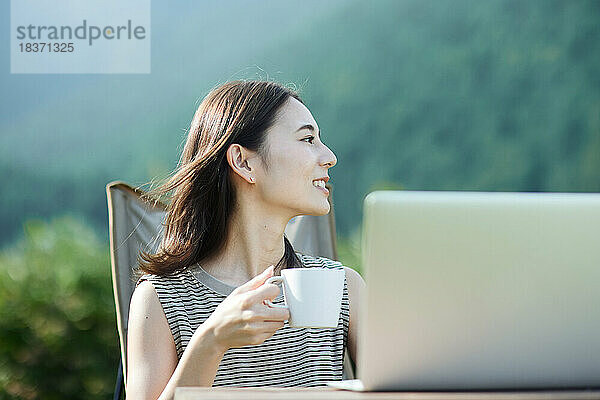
[226,144,257,184]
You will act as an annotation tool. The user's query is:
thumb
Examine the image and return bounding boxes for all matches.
[236,265,275,293]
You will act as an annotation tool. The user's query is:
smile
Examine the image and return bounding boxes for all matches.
[312,178,329,195]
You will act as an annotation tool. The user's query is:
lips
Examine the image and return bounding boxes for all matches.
[312,176,329,184]
[312,177,330,195]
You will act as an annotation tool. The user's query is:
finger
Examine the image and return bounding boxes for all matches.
[235,265,274,293]
[246,321,285,332]
[259,321,286,331]
[247,282,280,304]
[261,306,290,322]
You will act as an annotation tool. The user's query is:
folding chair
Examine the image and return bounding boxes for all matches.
[106,181,352,399]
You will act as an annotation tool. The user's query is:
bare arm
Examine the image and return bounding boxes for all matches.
[126,281,227,400]
[344,266,366,370]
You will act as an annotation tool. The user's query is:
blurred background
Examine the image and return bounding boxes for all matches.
[1,0,599,398]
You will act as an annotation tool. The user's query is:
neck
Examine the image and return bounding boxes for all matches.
[200,199,292,287]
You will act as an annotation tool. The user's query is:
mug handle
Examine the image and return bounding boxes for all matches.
[264,276,288,308]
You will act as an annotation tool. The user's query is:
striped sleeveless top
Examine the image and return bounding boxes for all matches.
[137,253,350,387]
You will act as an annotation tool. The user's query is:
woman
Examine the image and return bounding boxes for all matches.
[126,80,365,400]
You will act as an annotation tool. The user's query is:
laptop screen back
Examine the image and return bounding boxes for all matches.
[359,191,600,390]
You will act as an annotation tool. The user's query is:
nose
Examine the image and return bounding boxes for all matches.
[319,143,337,169]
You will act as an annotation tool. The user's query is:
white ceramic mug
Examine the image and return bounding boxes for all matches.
[265,268,345,328]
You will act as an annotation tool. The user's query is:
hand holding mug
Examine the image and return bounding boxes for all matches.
[203,265,290,350]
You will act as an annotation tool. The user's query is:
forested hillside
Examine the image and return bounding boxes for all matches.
[287,0,600,232]
[1,0,598,245]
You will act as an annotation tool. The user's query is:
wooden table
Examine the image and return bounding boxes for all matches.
[175,387,600,400]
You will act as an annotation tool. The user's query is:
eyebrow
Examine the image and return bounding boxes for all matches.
[295,124,321,138]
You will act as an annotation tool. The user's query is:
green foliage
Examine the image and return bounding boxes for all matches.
[0,160,110,249]
[0,216,119,400]
[1,0,600,245]
[337,228,363,275]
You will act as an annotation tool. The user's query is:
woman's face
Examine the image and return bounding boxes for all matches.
[255,97,337,217]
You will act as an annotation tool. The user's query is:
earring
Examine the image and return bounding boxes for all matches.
[249,176,255,183]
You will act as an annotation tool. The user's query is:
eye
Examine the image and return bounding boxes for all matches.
[302,135,315,144]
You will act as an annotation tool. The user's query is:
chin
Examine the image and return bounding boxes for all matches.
[306,200,331,216]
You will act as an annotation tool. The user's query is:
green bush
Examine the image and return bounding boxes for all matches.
[337,230,362,276]
[0,216,119,400]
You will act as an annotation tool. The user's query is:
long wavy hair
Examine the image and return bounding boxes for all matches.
[138,80,304,276]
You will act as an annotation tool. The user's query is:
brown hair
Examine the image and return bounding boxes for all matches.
[138,80,304,276]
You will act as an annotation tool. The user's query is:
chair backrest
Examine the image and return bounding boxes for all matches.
[106,180,349,383]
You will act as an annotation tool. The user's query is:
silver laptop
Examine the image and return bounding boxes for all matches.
[348,191,600,391]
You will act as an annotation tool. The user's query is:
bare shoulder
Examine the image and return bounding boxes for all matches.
[130,280,163,317]
[128,280,175,350]
[344,266,366,289]
[128,280,173,337]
